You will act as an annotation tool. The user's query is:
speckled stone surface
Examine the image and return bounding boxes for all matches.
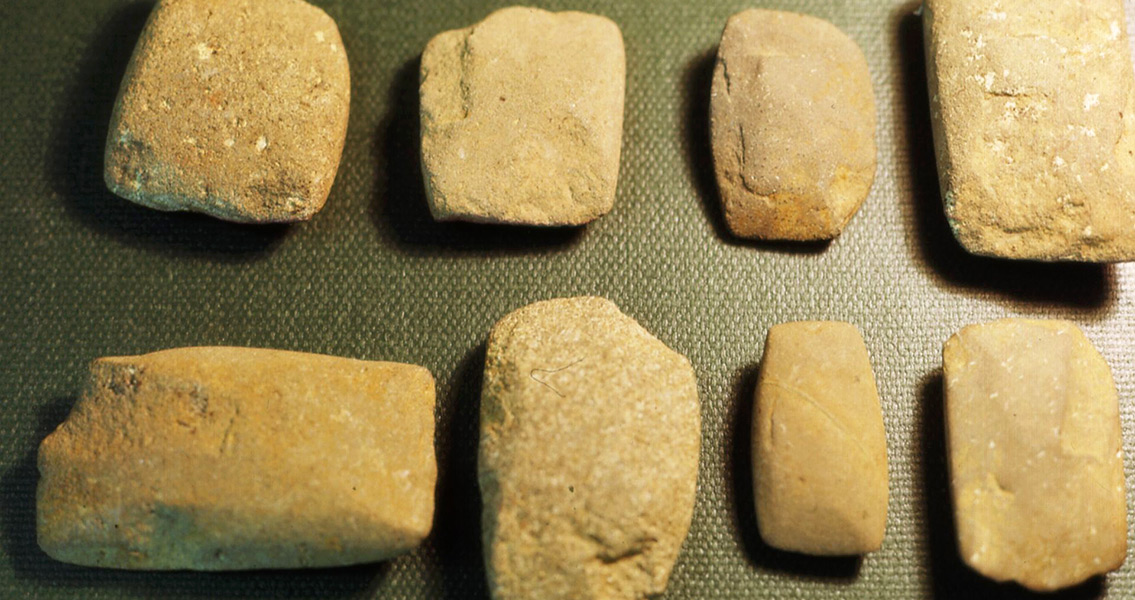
[419,7,625,226]
[943,320,1127,591]
[479,297,700,599]
[37,347,436,570]
[104,0,350,223]
[924,0,1135,261]
[710,9,877,241]
[753,321,888,556]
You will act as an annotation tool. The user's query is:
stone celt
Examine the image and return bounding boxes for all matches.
[924,0,1135,261]
[37,347,436,570]
[420,7,625,226]
[480,297,700,599]
[711,9,877,240]
[943,319,1127,590]
[104,0,351,223]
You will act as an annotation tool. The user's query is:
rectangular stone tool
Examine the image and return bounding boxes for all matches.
[924,0,1135,261]
[104,0,350,223]
[711,9,877,241]
[480,297,700,599]
[420,7,625,226]
[943,320,1127,591]
[752,321,889,555]
[37,347,436,570]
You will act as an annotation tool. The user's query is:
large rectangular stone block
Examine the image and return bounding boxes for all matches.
[924,0,1135,261]
[38,347,436,570]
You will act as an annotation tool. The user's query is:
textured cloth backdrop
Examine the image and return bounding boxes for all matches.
[2,0,1135,598]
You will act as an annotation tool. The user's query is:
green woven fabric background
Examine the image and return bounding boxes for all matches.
[3,0,1135,597]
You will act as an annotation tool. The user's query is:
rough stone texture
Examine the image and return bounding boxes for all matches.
[924,0,1135,261]
[37,347,436,570]
[943,320,1127,591]
[710,9,877,241]
[420,7,625,226]
[104,0,350,223]
[752,321,888,555]
[479,297,700,600]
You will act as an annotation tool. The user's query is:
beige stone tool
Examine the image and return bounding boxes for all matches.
[480,297,700,599]
[924,0,1135,261]
[38,347,436,570]
[710,9,877,241]
[943,319,1127,590]
[420,7,625,226]
[752,321,888,555]
[104,0,350,223]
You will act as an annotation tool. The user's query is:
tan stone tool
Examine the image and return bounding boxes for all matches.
[480,297,700,599]
[710,9,877,241]
[752,321,888,555]
[104,0,350,223]
[420,7,625,226]
[924,0,1135,261]
[943,320,1127,591]
[38,347,436,570]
